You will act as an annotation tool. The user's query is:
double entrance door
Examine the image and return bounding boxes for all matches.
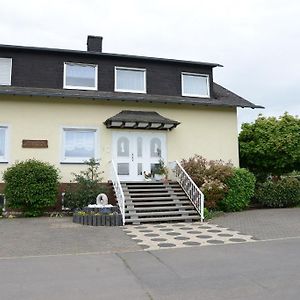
[112,131,167,181]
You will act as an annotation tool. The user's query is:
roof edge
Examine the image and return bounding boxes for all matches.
[0,43,222,67]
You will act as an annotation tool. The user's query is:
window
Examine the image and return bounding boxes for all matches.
[115,67,146,93]
[0,126,9,162]
[61,127,98,163]
[181,72,210,98]
[0,58,12,86]
[64,62,98,90]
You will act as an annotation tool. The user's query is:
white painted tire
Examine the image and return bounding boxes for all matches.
[96,193,108,206]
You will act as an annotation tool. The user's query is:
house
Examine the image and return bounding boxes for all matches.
[0,36,262,223]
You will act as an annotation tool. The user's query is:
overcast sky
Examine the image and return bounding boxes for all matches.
[0,0,299,126]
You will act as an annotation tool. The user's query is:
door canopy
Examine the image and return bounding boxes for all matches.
[104,110,180,130]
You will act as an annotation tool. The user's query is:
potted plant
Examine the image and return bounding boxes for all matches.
[153,159,168,181]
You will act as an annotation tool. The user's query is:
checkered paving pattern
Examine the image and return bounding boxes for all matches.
[123,222,257,250]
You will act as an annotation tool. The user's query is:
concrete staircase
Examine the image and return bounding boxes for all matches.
[122,181,201,224]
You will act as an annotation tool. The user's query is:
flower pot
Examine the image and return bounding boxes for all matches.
[92,215,97,226]
[100,207,111,214]
[154,174,165,181]
[105,215,111,226]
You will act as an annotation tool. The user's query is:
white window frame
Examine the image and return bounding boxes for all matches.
[181,72,210,98]
[0,58,12,86]
[114,66,147,93]
[0,124,9,163]
[63,62,98,91]
[60,126,99,164]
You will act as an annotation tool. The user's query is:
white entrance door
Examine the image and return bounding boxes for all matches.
[112,131,167,181]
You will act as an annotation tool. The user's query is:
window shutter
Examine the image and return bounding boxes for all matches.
[0,58,12,86]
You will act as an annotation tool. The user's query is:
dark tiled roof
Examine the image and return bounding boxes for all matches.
[105,110,179,124]
[104,110,180,130]
[0,84,263,109]
[0,44,222,67]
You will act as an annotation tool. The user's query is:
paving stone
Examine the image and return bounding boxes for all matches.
[183,241,201,246]
[158,243,176,248]
[166,232,181,236]
[144,233,160,237]
[196,235,213,239]
[218,233,233,237]
[187,231,202,234]
[174,236,190,240]
[206,240,225,244]
[229,238,247,243]
[151,238,167,242]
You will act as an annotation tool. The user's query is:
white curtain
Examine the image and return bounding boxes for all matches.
[116,69,145,91]
[0,128,5,156]
[66,63,96,87]
[64,130,95,158]
[0,58,12,86]
[183,74,208,96]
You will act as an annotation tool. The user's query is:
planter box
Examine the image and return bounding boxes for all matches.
[73,212,123,226]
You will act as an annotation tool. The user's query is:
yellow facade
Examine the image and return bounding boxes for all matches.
[0,95,239,182]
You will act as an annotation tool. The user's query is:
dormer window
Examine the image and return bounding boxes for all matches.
[0,58,12,86]
[64,62,98,90]
[181,72,210,98]
[115,67,146,93]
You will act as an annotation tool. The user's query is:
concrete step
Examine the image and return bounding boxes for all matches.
[126,210,198,218]
[126,205,195,212]
[129,196,189,201]
[125,188,171,192]
[128,200,192,206]
[129,192,171,197]
[122,180,200,224]
[122,182,178,188]
[125,215,201,224]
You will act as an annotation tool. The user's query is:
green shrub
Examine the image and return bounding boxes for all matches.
[64,159,107,210]
[219,168,256,212]
[3,159,60,216]
[181,155,233,208]
[255,177,300,208]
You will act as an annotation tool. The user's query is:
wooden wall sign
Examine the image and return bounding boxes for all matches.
[22,140,48,149]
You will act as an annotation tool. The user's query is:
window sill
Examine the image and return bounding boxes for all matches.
[63,85,98,91]
[182,94,210,98]
[115,89,146,94]
[60,161,87,165]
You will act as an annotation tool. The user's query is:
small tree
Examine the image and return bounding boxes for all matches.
[64,158,106,210]
[181,155,233,208]
[239,113,300,180]
[3,159,60,216]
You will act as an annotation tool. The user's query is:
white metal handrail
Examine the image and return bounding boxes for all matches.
[110,160,125,225]
[170,160,204,221]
